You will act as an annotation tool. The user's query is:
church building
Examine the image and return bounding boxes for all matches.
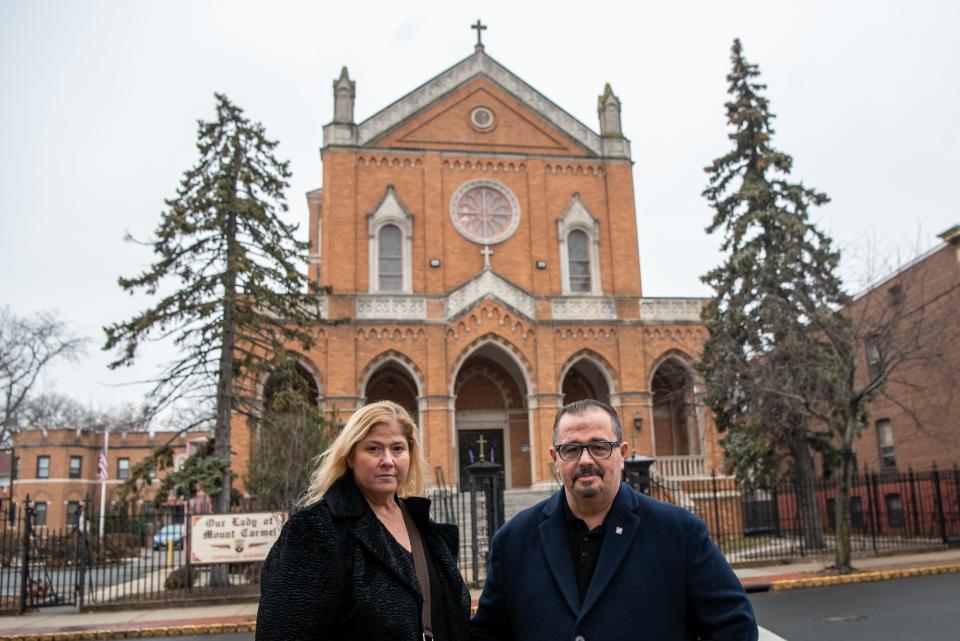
[235,28,724,490]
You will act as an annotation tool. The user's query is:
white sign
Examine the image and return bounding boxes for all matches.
[190,512,286,564]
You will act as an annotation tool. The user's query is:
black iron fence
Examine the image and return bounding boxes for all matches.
[0,497,260,613]
[427,462,960,589]
[429,461,960,584]
[4,463,954,611]
[429,463,504,588]
[636,464,960,564]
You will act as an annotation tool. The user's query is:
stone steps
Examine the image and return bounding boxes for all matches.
[504,488,557,521]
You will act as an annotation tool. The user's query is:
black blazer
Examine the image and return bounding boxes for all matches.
[256,473,470,641]
[471,483,758,641]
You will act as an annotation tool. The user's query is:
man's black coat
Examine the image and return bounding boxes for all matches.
[470,483,758,641]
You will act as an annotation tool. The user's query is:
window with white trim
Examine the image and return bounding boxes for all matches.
[876,419,896,470]
[368,186,413,293]
[36,456,50,479]
[69,456,82,479]
[865,336,882,380]
[66,501,81,527]
[557,194,602,295]
[34,502,48,527]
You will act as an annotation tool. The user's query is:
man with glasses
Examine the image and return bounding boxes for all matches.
[471,399,757,641]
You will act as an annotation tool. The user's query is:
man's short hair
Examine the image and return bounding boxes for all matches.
[551,399,623,444]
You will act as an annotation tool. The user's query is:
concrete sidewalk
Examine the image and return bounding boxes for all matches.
[1,548,958,640]
[0,602,257,639]
[734,547,960,592]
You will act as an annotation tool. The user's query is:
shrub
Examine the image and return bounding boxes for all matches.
[165,565,195,590]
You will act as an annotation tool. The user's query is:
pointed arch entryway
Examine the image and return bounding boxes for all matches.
[451,336,532,489]
[361,351,423,426]
[649,353,702,458]
[559,350,616,405]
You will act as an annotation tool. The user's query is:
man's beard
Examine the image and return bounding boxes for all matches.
[571,464,604,499]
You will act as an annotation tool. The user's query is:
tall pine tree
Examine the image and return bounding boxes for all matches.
[699,39,850,551]
[104,94,323,523]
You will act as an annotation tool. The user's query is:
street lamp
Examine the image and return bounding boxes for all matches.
[631,414,642,453]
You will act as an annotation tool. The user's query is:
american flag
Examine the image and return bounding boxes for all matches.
[98,451,108,481]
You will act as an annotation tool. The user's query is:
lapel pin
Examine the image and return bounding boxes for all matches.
[615,526,623,535]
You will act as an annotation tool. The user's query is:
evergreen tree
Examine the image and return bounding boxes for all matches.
[245,352,334,511]
[103,93,323,526]
[116,438,221,509]
[699,39,850,551]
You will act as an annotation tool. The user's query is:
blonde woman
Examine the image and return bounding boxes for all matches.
[256,401,470,641]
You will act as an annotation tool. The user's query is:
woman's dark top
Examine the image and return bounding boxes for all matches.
[255,471,470,641]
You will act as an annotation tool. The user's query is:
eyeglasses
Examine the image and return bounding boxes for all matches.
[553,441,621,461]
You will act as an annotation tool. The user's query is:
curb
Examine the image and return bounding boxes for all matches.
[770,562,960,591]
[4,563,959,639]
[0,620,256,640]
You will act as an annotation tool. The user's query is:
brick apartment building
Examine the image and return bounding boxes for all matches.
[8,429,207,528]
[850,225,960,472]
[230,36,725,492]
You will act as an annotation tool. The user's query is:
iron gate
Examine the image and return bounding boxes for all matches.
[0,498,87,612]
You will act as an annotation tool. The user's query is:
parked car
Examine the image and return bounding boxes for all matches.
[152,524,185,550]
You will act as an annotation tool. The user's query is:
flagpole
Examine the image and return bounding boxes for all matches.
[98,428,108,540]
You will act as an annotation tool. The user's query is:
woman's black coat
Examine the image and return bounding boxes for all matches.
[256,473,470,641]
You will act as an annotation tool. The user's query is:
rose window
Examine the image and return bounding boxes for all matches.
[450,181,520,244]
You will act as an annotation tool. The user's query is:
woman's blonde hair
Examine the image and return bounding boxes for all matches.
[300,400,427,506]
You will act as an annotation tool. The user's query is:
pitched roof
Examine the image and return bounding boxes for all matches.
[357,48,604,156]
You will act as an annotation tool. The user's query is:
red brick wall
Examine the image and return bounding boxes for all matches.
[848,241,960,471]
[10,430,196,528]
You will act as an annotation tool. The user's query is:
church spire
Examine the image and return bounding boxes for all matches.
[597,83,622,137]
[323,66,358,147]
[597,83,631,159]
[333,66,356,124]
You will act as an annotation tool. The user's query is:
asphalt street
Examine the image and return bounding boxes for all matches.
[750,572,960,641]
[131,573,960,641]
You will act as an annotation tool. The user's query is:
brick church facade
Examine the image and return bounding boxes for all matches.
[233,39,725,490]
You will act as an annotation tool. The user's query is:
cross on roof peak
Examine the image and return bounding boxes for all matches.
[471,19,487,50]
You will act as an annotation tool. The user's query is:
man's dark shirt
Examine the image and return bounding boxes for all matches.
[561,492,606,601]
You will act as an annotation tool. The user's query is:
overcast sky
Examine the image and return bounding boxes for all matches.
[1,0,957,413]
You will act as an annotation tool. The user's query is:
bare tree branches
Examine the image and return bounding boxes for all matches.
[0,306,88,444]
[17,392,151,433]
